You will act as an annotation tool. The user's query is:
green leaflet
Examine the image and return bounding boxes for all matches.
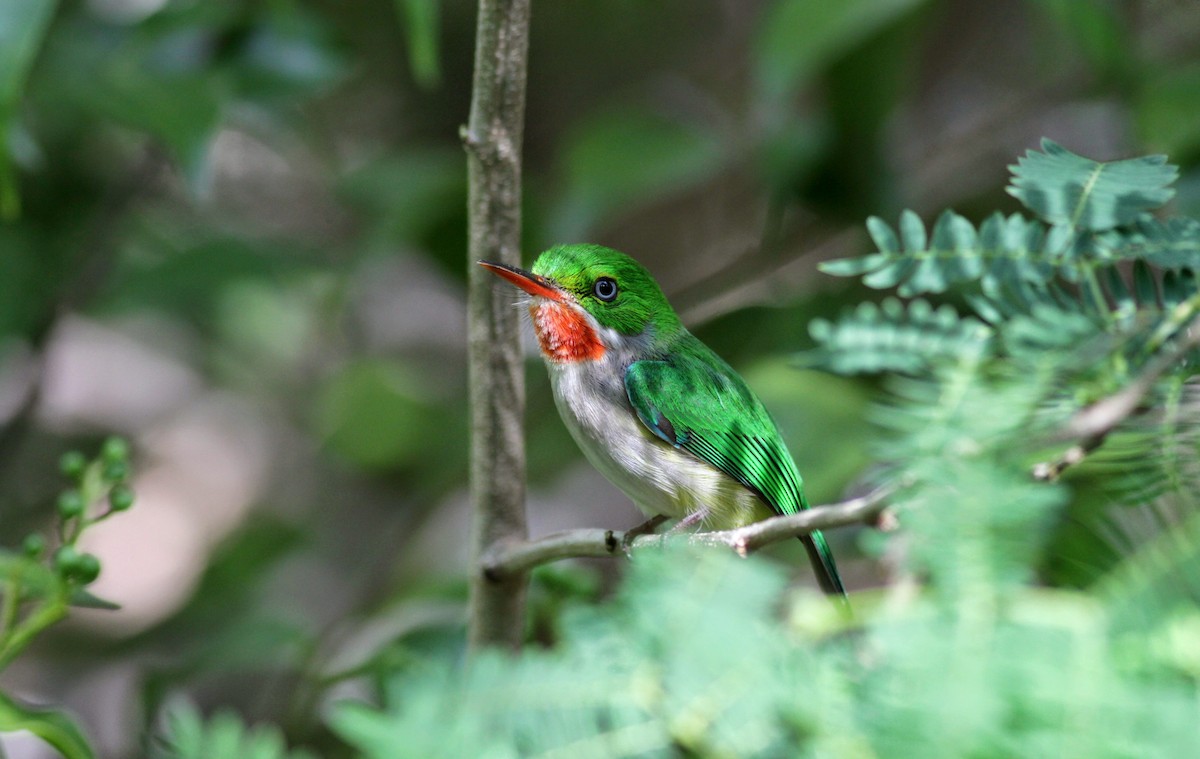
[393,0,441,89]
[800,298,992,375]
[1007,138,1177,231]
[0,0,58,218]
[821,141,1200,305]
[156,703,317,759]
[821,210,1055,297]
[0,691,94,759]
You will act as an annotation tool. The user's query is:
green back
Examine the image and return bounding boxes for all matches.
[624,334,806,515]
[624,334,845,596]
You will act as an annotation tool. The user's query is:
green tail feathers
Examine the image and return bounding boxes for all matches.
[801,531,845,596]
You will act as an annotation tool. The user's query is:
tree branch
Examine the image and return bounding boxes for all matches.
[1032,314,1200,481]
[481,487,893,580]
[465,0,532,651]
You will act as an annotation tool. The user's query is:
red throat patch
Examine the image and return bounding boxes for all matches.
[530,302,606,362]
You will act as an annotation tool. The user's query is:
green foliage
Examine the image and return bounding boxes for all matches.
[0,0,56,217]
[322,138,1200,759]
[1008,138,1177,231]
[0,691,94,759]
[810,140,1200,587]
[394,0,442,89]
[813,141,1200,379]
[0,439,135,757]
[554,110,724,239]
[155,703,317,759]
[332,540,1200,758]
[801,298,991,374]
[6,1,1200,756]
[754,0,927,100]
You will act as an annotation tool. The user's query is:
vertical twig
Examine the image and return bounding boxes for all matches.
[464,0,532,650]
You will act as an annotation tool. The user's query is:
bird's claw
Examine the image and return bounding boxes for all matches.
[619,514,669,556]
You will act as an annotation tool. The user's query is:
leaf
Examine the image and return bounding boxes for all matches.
[68,588,120,611]
[820,210,1053,297]
[337,148,465,246]
[753,0,926,100]
[393,0,441,89]
[1105,215,1200,270]
[555,109,722,237]
[1007,138,1178,231]
[156,702,316,759]
[1032,0,1128,80]
[798,297,992,375]
[1136,62,1200,158]
[316,359,436,471]
[0,550,62,601]
[0,690,94,759]
[0,0,57,218]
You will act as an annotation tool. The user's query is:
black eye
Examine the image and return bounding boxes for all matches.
[593,277,619,302]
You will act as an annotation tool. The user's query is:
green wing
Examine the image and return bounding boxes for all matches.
[623,347,806,516]
[624,338,845,596]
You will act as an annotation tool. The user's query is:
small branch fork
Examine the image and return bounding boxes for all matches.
[481,487,893,581]
[1032,314,1200,482]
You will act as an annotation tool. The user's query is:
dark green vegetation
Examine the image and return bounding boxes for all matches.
[2,1,1200,757]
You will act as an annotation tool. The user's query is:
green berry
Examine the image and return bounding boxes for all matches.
[108,485,135,512]
[101,436,130,465]
[75,554,101,584]
[22,533,45,558]
[54,545,81,575]
[57,490,86,519]
[59,451,87,480]
[102,460,128,483]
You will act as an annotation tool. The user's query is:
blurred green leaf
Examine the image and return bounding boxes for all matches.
[556,109,722,236]
[394,0,441,89]
[1137,63,1200,160]
[68,587,120,610]
[0,0,57,218]
[338,149,465,249]
[233,13,347,100]
[754,0,925,101]
[107,235,316,329]
[1031,0,1128,82]
[799,298,993,377]
[0,549,62,602]
[317,359,436,471]
[89,70,222,192]
[156,702,316,759]
[0,690,94,759]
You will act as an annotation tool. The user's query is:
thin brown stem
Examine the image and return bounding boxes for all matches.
[1032,315,1200,481]
[465,0,533,651]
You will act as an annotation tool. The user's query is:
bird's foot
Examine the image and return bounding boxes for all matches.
[666,509,708,534]
[619,514,669,556]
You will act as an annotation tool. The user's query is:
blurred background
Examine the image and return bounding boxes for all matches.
[1,0,1199,756]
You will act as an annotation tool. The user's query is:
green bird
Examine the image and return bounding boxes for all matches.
[479,244,844,595]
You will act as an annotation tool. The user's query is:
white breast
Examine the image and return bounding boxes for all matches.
[546,348,763,528]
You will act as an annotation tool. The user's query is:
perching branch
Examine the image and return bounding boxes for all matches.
[481,487,893,581]
[464,0,532,651]
[1032,314,1200,481]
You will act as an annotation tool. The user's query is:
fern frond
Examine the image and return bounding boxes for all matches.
[1096,216,1200,270]
[1100,505,1200,643]
[820,210,1055,297]
[1007,138,1177,231]
[156,703,317,759]
[798,298,992,375]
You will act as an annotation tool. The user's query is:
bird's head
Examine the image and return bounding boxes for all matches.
[479,244,681,363]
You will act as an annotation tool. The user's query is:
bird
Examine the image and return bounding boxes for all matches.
[479,243,844,596]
